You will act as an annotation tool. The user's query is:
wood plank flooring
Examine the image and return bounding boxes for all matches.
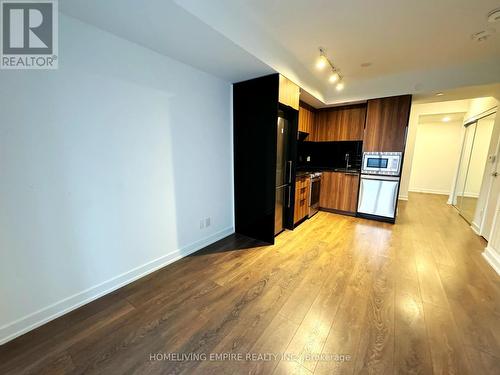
[1,192,499,374]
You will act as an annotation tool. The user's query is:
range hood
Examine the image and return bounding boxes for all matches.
[298,131,309,141]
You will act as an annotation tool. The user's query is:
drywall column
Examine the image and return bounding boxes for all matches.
[483,195,500,275]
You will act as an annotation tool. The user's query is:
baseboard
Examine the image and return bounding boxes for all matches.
[463,192,480,198]
[0,227,234,346]
[408,188,450,195]
[471,222,481,236]
[483,246,500,276]
[398,195,408,201]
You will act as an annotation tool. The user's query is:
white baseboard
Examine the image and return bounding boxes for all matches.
[0,227,234,346]
[483,246,500,276]
[398,195,408,201]
[408,188,450,195]
[471,222,481,235]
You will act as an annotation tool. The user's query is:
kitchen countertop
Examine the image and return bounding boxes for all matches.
[296,167,361,176]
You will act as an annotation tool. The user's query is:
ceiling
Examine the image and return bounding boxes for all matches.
[177,0,500,105]
[60,0,500,106]
[414,83,500,104]
[418,112,467,124]
[59,0,274,83]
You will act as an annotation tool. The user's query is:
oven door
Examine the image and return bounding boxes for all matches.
[358,175,399,218]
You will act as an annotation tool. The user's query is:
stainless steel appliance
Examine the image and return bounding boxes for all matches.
[275,116,291,235]
[358,152,402,221]
[362,152,402,176]
[309,172,321,217]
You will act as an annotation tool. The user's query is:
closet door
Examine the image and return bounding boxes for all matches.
[454,112,496,223]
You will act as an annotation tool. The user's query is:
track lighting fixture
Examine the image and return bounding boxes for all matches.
[316,47,345,90]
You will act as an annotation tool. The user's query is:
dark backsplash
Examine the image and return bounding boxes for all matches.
[297,140,363,170]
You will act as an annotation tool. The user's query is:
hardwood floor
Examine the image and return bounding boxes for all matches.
[1,193,499,374]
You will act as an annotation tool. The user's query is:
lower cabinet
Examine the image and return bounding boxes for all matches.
[294,176,310,224]
[319,172,360,213]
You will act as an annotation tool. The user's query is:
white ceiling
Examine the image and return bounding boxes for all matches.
[418,112,467,124]
[414,83,500,104]
[177,0,500,105]
[59,0,274,83]
[60,0,500,106]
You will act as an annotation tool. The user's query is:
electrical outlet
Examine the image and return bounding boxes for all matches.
[200,219,205,229]
[205,217,211,227]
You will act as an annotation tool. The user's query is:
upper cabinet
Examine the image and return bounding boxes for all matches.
[279,75,300,110]
[310,104,366,142]
[298,102,315,135]
[363,95,412,152]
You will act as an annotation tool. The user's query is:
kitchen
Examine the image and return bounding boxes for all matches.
[233,74,411,243]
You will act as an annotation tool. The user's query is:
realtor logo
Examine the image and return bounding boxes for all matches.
[1,0,58,69]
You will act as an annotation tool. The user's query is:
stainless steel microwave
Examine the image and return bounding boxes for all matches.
[361,152,402,176]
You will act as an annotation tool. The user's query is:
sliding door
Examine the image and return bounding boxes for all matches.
[454,113,496,224]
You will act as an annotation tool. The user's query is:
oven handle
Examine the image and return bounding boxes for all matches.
[360,174,400,181]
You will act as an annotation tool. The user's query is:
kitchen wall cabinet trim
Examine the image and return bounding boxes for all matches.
[279,75,300,110]
[298,101,315,136]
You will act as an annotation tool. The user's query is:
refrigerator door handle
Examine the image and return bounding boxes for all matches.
[287,186,292,208]
[288,160,293,184]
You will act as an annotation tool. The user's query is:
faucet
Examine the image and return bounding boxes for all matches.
[345,153,351,170]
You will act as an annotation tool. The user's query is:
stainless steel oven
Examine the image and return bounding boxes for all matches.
[358,151,402,222]
[309,172,321,218]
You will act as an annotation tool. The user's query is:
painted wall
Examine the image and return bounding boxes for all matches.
[483,195,500,276]
[408,120,463,195]
[400,99,471,200]
[0,14,234,344]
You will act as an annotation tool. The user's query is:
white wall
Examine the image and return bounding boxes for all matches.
[483,195,500,275]
[408,120,463,195]
[400,99,471,200]
[0,14,234,344]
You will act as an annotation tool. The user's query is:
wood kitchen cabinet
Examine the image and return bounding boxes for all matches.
[294,176,310,224]
[319,171,359,213]
[363,95,411,152]
[298,102,315,135]
[310,104,366,141]
[279,75,300,110]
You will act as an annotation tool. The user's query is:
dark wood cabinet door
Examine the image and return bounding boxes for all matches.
[319,172,359,213]
[364,95,411,152]
[328,105,366,141]
[311,110,328,141]
[294,176,310,224]
[311,105,366,141]
[298,102,315,135]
